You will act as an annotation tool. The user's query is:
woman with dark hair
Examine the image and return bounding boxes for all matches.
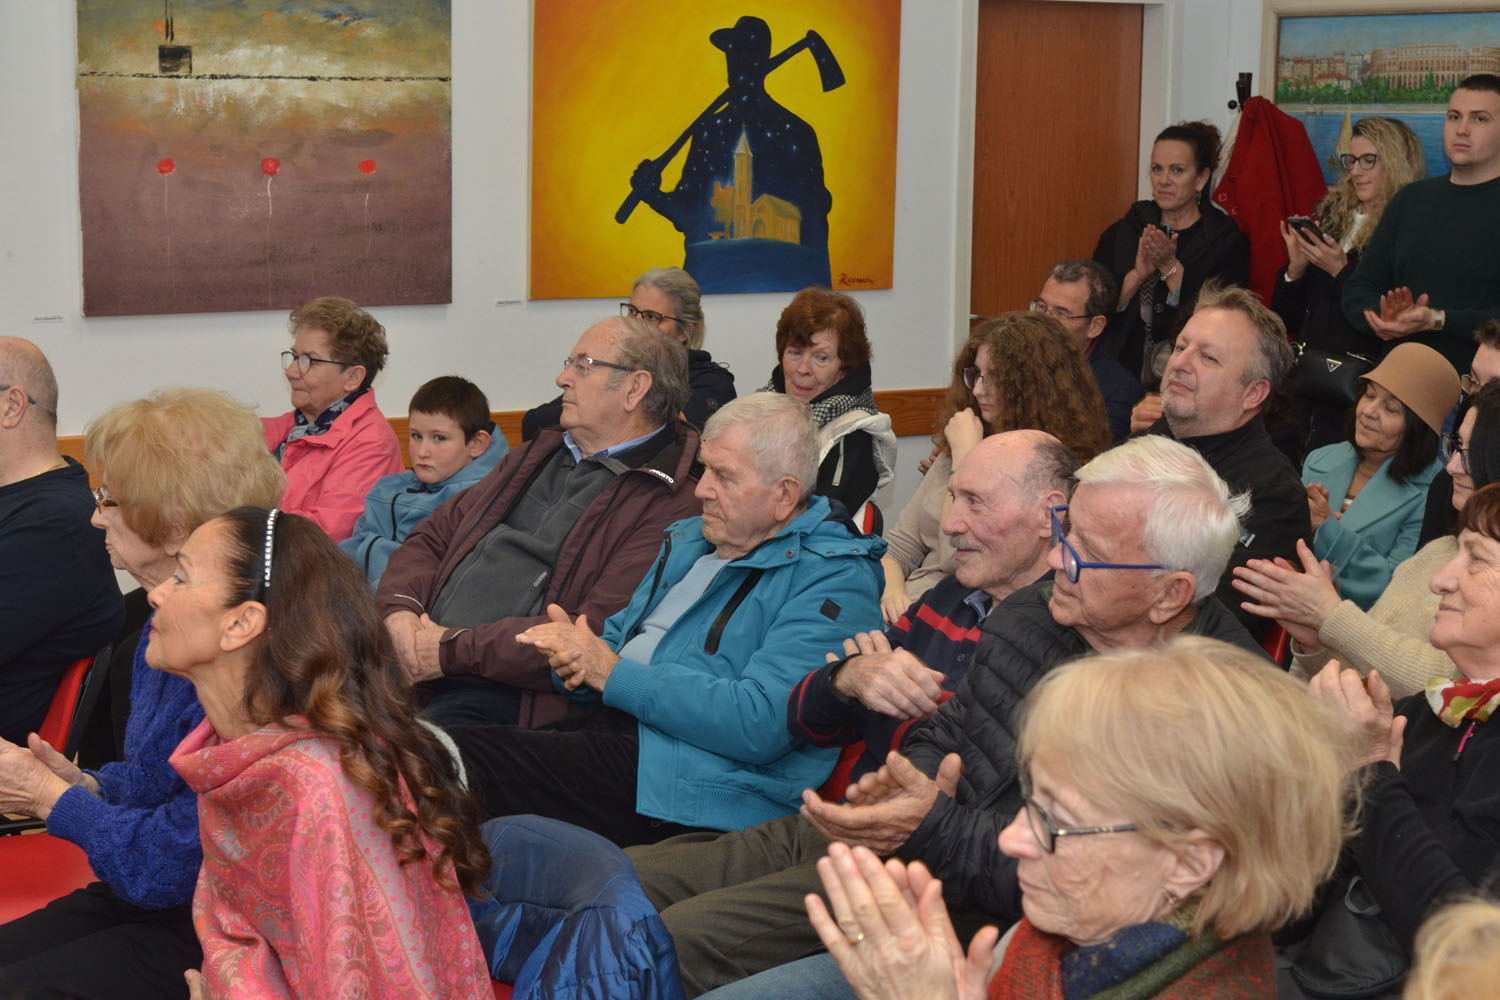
[879,313,1111,621]
[1235,380,1500,698]
[761,287,897,514]
[263,296,403,542]
[1094,121,1251,384]
[155,508,491,997]
[1300,343,1457,610]
[1272,117,1426,449]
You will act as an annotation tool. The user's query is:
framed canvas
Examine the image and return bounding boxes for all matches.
[77,0,452,316]
[1263,1,1500,182]
[530,1,902,299]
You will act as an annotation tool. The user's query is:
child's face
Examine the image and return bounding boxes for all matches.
[408,411,482,484]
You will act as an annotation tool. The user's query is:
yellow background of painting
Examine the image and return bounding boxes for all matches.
[530,1,901,299]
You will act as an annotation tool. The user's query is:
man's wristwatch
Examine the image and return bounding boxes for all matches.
[1432,308,1446,331]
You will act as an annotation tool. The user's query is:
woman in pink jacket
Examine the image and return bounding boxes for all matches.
[154,506,493,999]
[263,297,403,541]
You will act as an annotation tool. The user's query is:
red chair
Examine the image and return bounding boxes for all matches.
[1261,624,1291,669]
[0,833,97,925]
[36,647,109,755]
[2,645,110,838]
[817,742,866,801]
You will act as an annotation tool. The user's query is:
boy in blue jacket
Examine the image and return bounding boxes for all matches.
[341,376,508,585]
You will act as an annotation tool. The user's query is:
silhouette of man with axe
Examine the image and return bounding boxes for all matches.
[618,16,844,293]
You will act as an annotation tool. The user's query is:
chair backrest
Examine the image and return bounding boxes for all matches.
[36,645,111,758]
[1260,624,1291,669]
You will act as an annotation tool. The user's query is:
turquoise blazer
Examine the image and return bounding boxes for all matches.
[1302,442,1441,611]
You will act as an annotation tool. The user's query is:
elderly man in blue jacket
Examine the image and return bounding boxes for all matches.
[441,391,885,845]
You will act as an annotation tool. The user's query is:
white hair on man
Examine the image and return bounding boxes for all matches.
[702,392,820,502]
[1074,436,1249,603]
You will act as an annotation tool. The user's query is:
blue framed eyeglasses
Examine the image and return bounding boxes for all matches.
[1050,505,1163,584]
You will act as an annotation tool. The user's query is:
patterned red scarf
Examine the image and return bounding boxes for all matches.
[988,918,1276,1000]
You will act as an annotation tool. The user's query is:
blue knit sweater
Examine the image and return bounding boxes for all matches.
[46,617,204,909]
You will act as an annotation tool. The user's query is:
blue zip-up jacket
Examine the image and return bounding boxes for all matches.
[339,427,508,587]
[563,496,884,831]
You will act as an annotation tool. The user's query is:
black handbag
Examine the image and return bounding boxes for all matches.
[1287,876,1407,999]
[1291,344,1376,410]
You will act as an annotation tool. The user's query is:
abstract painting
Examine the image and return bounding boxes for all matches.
[77,0,452,317]
[1272,9,1500,183]
[530,1,901,299]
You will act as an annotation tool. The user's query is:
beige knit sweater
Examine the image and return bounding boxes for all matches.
[1290,535,1458,700]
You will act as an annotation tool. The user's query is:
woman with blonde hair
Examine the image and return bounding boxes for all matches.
[880,312,1111,621]
[1404,898,1500,999]
[806,637,1357,999]
[0,388,285,999]
[1273,117,1426,448]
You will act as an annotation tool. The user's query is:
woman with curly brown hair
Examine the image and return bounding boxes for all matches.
[153,507,491,999]
[879,313,1111,621]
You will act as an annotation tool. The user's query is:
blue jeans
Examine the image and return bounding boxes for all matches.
[695,952,854,1000]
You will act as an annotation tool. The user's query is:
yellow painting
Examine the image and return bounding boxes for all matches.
[531,2,901,299]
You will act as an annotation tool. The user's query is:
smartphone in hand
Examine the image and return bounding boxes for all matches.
[1287,216,1328,243]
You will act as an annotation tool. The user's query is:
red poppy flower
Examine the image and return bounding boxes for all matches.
[261,158,280,176]
[358,159,376,174]
[156,158,175,175]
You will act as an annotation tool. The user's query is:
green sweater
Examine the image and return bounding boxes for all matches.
[1342,173,1500,370]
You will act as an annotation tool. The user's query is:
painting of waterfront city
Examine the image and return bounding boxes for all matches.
[1276,11,1500,184]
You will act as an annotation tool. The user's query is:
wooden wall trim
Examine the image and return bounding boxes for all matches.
[58,388,946,476]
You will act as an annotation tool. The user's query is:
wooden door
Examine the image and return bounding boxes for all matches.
[971,0,1143,316]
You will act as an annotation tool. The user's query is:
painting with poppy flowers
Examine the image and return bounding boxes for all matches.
[76,0,451,316]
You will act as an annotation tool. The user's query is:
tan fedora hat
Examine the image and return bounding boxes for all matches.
[1362,343,1460,434]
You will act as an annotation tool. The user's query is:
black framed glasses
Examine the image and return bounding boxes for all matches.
[1028,299,1092,323]
[0,384,38,405]
[1338,152,1379,171]
[1021,794,1139,853]
[561,354,634,376]
[621,302,684,327]
[961,366,993,390]
[1461,372,1483,396]
[91,485,119,512]
[281,350,349,375]
[1443,432,1471,475]
[1050,505,1163,583]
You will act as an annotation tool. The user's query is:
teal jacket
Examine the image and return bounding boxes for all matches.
[566,496,884,831]
[1302,442,1440,611]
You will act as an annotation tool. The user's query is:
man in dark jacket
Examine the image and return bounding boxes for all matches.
[376,315,702,729]
[1130,281,1310,638]
[1031,260,1144,441]
[629,435,1263,997]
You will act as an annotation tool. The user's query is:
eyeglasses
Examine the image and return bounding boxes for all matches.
[1461,372,1483,395]
[621,302,684,327]
[961,366,994,390]
[1338,153,1379,171]
[1443,432,1471,475]
[281,350,349,375]
[92,485,120,512]
[0,384,38,405]
[561,354,635,376]
[1019,780,1139,853]
[1028,299,1092,323]
[1050,505,1163,583]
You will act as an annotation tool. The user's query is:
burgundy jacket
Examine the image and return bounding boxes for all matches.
[376,422,701,728]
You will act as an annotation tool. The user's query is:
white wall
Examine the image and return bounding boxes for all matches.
[0,0,1263,516]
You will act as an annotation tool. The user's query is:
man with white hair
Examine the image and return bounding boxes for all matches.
[648,434,1265,998]
[441,392,884,846]
[0,337,122,744]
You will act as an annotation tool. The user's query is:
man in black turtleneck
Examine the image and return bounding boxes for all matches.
[1136,281,1309,639]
